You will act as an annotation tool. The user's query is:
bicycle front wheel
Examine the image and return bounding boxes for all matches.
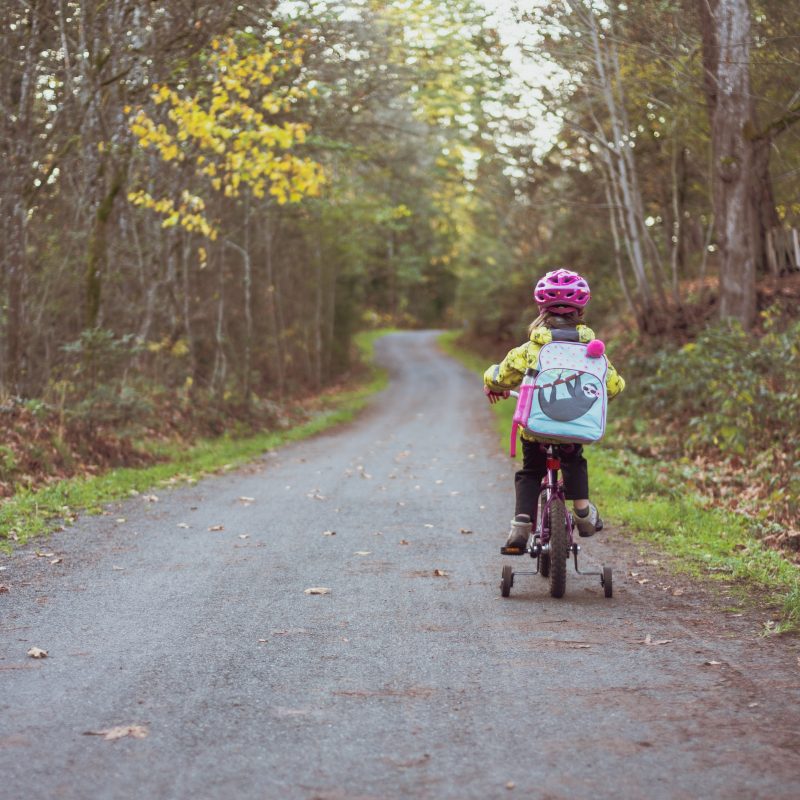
[538,492,550,578]
[548,498,568,598]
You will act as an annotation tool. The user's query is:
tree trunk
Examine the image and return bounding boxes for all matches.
[85,163,127,328]
[699,0,759,327]
[5,203,27,394]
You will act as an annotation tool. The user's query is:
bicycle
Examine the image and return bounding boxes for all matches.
[499,417,612,600]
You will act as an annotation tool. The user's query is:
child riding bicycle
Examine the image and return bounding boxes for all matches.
[483,269,625,550]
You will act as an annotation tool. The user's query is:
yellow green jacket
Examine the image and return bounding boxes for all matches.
[484,324,625,442]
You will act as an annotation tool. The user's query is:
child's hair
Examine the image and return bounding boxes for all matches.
[528,308,585,336]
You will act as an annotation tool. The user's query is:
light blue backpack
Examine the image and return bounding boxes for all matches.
[510,330,608,453]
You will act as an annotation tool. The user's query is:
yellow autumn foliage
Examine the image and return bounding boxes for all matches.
[126,35,325,242]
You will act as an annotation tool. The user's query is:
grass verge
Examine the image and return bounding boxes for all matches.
[439,330,800,631]
[0,330,390,552]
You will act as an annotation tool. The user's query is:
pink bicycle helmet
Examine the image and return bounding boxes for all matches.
[534,268,591,313]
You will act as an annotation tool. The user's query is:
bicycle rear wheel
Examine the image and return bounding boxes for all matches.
[548,499,568,598]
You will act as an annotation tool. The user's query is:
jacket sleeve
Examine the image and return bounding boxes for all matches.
[606,359,625,398]
[483,343,531,391]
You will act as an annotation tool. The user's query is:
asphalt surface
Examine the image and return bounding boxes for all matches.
[2,331,799,800]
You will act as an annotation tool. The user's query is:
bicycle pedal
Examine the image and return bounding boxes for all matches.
[500,546,527,556]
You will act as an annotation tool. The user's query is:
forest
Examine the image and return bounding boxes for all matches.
[1,1,799,554]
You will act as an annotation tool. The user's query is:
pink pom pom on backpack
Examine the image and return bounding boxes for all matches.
[586,339,605,358]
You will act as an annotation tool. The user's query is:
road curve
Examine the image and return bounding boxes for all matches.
[1,331,799,799]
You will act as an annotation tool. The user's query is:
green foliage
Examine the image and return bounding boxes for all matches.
[0,445,18,482]
[636,317,798,453]
[58,329,151,429]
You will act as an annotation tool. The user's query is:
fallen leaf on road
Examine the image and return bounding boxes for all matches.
[322,530,336,536]
[0,585,9,594]
[50,558,62,565]
[506,782,515,790]
[208,524,224,532]
[672,588,685,597]
[239,496,255,503]
[354,551,371,556]
[641,634,673,646]
[27,647,48,658]
[636,578,650,585]
[84,725,148,741]
[36,552,55,558]
[399,539,410,545]
[304,587,331,595]
[704,660,722,666]
[433,569,449,577]
[460,528,473,535]
[177,523,189,529]
[143,494,159,503]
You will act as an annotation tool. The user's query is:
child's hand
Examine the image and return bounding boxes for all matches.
[483,385,510,405]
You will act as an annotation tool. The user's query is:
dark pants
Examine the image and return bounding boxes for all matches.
[514,440,590,518]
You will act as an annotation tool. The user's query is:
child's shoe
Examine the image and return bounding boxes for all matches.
[504,514,532,550]
[574,503,603,537]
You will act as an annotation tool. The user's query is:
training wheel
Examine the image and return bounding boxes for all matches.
[501,565,513,598]
[602,566,613,598]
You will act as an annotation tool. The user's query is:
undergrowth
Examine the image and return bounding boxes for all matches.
[617,310,800,549]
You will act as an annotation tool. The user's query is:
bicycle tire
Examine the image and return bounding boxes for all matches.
[603,566,613,598]
[548,498,568,598]
[501,564,513,598]
[538,494,550,578]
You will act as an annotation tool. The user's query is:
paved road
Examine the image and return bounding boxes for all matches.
[2,331,799,799]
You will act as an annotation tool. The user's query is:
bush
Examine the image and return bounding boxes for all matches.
[648,317,799,454]
[622,313,800,519]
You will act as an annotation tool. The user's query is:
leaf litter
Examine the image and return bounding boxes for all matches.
[84,725,148,741]
[640,634,673,646]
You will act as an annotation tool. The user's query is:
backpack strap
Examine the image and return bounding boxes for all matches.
[550,328,580,342]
